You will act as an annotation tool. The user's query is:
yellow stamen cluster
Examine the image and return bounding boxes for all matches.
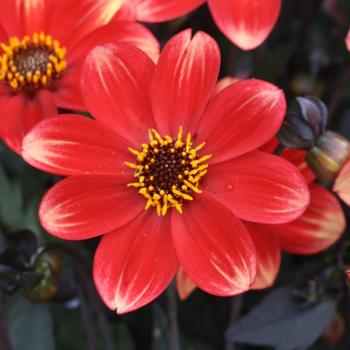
[0,32,67,90]
[126,128,211,216]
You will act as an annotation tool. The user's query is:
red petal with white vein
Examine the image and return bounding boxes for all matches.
[81,43,156,147]
[171,193,256,296]
[208,0,281,50]
[198,79,286,164]
[205,151,310,224]
[245,222,281,289]
[152,29,220,137]
[94,212,178,313]
[39,175,143,240]
[22,115,132,176]
[273,184,345,255]
[134,0,205,22]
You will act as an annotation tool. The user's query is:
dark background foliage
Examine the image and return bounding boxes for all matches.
[1,0,350,349]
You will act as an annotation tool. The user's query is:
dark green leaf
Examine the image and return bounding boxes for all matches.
[4,295,55,350]
[0,164,22,229]
[225,286,336,350]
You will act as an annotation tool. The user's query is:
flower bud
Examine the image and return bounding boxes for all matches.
[306,131,350,183]
[23,249,62,302]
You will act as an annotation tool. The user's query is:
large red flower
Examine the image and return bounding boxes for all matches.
[22,30,309,313]
[177,146,345,299]
[119,0,281,50]
[0,0,159,154]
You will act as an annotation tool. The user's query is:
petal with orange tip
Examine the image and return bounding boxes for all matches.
[176,267,196,300]
[208,0,281,50]
[245,222,281,290]
[212,76,240,97]
[334,159,350,207]
[272,184,345,255]
[133,0,205,22]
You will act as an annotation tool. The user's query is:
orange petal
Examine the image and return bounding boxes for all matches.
[334,159,350,206]
[176,267,197,300]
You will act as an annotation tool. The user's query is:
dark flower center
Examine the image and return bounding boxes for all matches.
[126,128,211,216]
[0,32,66,91]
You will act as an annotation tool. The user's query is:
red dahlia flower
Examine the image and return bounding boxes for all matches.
[119,0,281,50]
[22,30,309,313]
[0,0,159,154]
[178,146,345,299]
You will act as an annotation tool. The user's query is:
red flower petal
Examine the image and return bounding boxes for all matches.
[0,23,7,42]
[208,0,281,50]
[0,84,10,105]
[281,148,316,184]
[334,159,350,206]
[0,1,23,37]
[53,64,84,111]
[112,2,136,21]
[273,184,345,255]
[259,137,279,154]
[93,212,178,313]
[198,79,286,164]
[39,175,143,240]
[205,151,310,224]
[56,20,160,112]
[0,91,56,154]
[152,29,220,137]
[134,0,205,22]
[81,43,155,147]
[245,222,281,290]
[49,0,124,48]
[68,21,160,64]
[171,194,256,296]
[20,0,54,35]
[176,267,196,300]
[22,115,132,176]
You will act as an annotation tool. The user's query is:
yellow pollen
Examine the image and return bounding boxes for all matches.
[0,32,67,91]
[126,127,210,216]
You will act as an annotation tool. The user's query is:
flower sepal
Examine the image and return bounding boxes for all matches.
[306,131,350,183]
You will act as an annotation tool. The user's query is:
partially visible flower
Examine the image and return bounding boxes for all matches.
[345,29,350,51]
[333,160,350,206]
[0,0,159,154]
[119,0,281,50]
[177,145,345,297]
[23,30,309,313]
[212,76,239,96]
